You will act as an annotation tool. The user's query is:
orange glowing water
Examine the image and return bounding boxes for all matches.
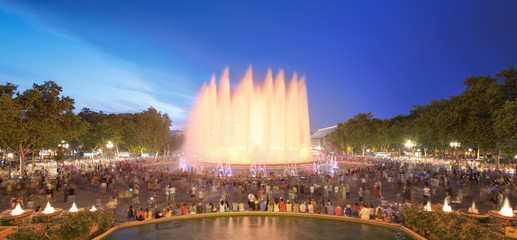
[69,202,79,212]
[499,197,514,217]
[186,67,312,165]
[43,202,55,214]
[11,203,24,216]
[443,198,452,212]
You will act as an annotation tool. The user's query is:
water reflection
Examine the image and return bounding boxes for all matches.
[104,216,412,240]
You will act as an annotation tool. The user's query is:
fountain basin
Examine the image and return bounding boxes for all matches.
[97,214,420,240]
[66,208,84,214]
[0,210,35,226]
[488,210,517,230]
[33,208,64,223]
[489,210,517,220]
[457,209,489,220]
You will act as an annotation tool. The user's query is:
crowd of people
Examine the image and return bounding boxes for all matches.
[0,154,516,225]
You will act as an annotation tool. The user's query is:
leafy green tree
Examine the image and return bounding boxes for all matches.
[0,81,86,174]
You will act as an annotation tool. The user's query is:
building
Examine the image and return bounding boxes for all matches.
[311,125,337,150]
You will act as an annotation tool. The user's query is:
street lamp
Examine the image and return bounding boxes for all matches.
[450,142,460,162]
[404,140,414,156]
[106,141,114,162]
[58,140,69,161]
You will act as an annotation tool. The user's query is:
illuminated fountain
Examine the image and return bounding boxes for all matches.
[67,202,83,213]
[250,162,267,178]
[458,201,488,220]
[89,205,103,212]
[424,201,432,212]
[442,198,452,212]
[469,201,479,214]
[185,67,312,166]
[0,203,34,225]
[34,202,64,223]
[489,197,517,228]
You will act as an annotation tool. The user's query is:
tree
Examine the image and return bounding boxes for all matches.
[0,81,86,174]
[494,99,517,160]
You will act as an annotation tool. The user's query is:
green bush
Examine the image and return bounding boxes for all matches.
[7,210,114,240]
[402,204,504,240]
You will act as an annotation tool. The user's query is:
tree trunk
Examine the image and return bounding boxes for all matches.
[18,144,26,175]
[31,152,35,173]
[477,148,480,160]
[495,154,500,171]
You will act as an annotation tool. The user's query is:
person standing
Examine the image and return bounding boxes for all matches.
[165,185,170,202]
[68,185,75,203]
[170,185,176,202]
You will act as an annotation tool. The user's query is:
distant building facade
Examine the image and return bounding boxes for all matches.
[310,125,337,150]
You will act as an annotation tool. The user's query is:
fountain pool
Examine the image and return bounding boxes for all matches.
[101,216,415,240]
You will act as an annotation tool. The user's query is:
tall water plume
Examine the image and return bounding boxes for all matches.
[185,67,312,165]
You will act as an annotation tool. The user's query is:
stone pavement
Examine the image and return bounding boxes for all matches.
[0,163,509,223]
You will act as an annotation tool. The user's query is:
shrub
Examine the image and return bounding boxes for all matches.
[7,210,115,240]
[402,204,504,240]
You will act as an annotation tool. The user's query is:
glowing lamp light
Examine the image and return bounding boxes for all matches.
[404,140,414,148]
[43,202,55,214]
[442,199,452,212]
[90,205,97,212]
[11,203,24,216]
[499,197,514,217]
[69,202,79,212]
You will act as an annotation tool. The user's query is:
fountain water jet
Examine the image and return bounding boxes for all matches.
[43,202,55,214]
[11,203,24,216]
[499,197,514,217]
[468,201,479,214]
[424,201,432,212]
[185,67,312,165]
[442,198,452,212]
[69,202,80,213]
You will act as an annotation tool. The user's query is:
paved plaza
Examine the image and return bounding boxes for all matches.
[0,157,511,224]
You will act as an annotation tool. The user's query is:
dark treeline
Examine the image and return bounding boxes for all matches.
[324,66,517,170]
[0,81,172,173]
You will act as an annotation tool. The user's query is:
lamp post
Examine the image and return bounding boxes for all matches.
[106,141,114,164]
[404,140,414,157]
[58,140,69,161]
[7,153,13,178]
[450,142,460,164]
[468,148,472,159]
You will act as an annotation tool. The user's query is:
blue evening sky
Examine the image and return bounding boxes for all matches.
[1,1,516,131]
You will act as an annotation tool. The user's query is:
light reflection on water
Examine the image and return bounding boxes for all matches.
[103,216,412,240]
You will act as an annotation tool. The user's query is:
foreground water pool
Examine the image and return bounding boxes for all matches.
[102,216,413,240]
